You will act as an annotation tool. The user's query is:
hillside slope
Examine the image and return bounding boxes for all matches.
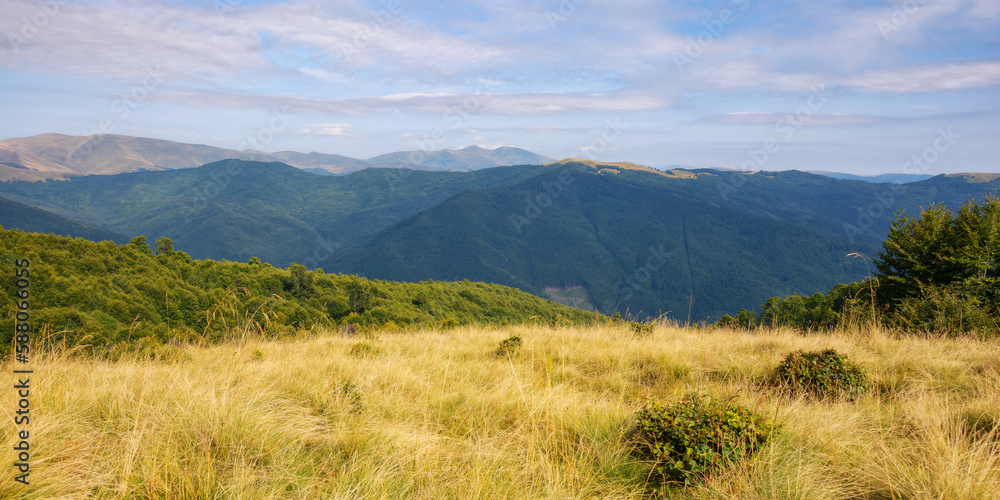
[0,160,562,266]
[0,197,128,244]
[368,145,552,170]
[3,159,997,321]
[0,227,594,352]
[331,163,1000,321]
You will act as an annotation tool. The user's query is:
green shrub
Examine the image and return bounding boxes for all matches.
[494,335,522,358]
[631,392,773,485]
[716,308,758,329]
[773,349,867,399]
[348,341,380,357]
[628,321,654,337]
[891,284,998,337]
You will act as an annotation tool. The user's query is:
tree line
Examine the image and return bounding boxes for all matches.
[0,228,595,356]
[717,196,999,336]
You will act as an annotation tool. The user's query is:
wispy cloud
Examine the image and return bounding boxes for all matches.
[299,123,361,137]
[148,89,670,115]
[707,113,891,127]
[0,0,997,173]
[845,61,1000,93]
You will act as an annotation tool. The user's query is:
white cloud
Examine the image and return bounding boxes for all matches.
[709,112,890,126]
[846,61,1000,94]
[299,123,361,137]
[149,88,670,115]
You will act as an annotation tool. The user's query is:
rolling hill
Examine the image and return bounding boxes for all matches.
[328,163,1000,321]
[0,133,551,180]
[0,227,595,353]
[367,145,553,171]
[2,157,997,320]
[0,197,129,244]
[0,160,562,266]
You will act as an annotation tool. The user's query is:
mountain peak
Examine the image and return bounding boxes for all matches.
[0,133,554,180]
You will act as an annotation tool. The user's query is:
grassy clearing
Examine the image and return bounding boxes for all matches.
[2,323,998,498]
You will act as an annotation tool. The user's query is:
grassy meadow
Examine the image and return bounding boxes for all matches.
[3,322,999,499]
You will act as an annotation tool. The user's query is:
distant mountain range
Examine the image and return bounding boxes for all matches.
[2,155,997,321]
[0,133,553,181]
[807,171,935,184]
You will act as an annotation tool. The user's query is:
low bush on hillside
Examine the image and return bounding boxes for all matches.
[628,321,654,337]
[348,341,380,357]
[494,335,522,358]
[715,308,758,329]
[772,349,867,400]
[631,392,773,486]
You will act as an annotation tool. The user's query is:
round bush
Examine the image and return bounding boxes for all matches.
[631,392,773,485]
[348,341,380,357]
[773,348,867,399]
[494,335,522,358]
[628,321,654,337]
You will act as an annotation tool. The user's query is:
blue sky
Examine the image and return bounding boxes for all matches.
[1,0,998,174]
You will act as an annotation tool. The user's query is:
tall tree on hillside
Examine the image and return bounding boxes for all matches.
[128,235,152,255]
[155,237,174,256]
[875,203,960,304]
[875,196,1000,333]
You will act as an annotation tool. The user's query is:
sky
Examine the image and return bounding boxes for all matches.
[1,0,998,175]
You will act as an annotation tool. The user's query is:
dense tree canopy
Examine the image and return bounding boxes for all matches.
[0,227,596,356]
[875,196,999,333]
[718,197,999,336]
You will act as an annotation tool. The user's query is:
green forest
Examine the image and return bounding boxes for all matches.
[718,196,1000,337]
[2,160,998,322]
[0,227,595,356]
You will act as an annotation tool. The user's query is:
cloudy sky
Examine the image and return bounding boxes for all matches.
[1,0,998,174]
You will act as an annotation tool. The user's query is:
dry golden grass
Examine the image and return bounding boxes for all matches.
[2,323,998,498]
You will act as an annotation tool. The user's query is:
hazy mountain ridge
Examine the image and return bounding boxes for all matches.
[0,133,553,180]
[0,160,563,266]
[1,158,997,320]
[809,171,935,184]
[368,145,553,171]
[329,163,1000,321]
